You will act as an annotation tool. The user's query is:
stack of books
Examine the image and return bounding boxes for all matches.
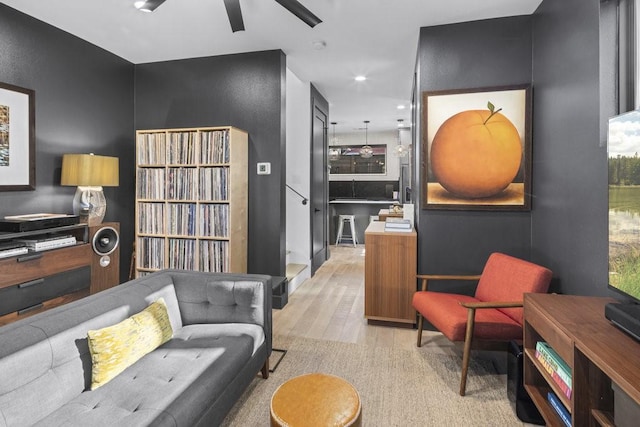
[535,341,572,399]
[0,241,29,259]
[384,218,412,232]
[15,234,77,252]
[547,391,571,427]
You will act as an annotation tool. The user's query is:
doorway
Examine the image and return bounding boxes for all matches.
[310,86,329,274]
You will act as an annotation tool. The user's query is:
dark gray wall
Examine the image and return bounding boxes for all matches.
[414,2,614,297]
[1,0,615,295]
[0,5,135,282]
[415,17,533,293]
[530,0,609,296]
[134,51,287,276]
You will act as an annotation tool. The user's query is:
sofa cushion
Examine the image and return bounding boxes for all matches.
[87,298,174,390]
[34,323,264,427]
[173,275,269,326]
[412,291,522,342]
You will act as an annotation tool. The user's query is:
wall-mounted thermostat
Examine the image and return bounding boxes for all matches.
[257,162,271,175]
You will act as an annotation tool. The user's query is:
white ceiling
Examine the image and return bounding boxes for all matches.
[1,0,542,133]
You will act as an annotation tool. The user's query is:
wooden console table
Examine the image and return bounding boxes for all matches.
[524,293,640,426]
[364,221,416,326]
[0,224,91,325]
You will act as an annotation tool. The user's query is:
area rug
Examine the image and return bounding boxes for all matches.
[221,335,523,426]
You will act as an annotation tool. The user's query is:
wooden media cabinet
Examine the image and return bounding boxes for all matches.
[0,224,91,325]
[524,293,640,426]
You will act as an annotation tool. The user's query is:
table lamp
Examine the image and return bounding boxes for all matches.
[61,153,119,226]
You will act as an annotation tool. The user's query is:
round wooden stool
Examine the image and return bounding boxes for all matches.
[270,373,362,426]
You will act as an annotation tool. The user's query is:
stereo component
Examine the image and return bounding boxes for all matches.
[0,214,79,232]
[92,225,119,256]
[89,222,120,294]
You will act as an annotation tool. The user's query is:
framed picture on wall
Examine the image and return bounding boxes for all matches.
[422,84,532,211]
[0,82,35,191]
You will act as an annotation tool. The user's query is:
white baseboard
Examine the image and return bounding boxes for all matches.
[287,265,310,294]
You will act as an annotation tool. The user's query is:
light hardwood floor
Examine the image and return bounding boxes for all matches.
[273,245,458,356]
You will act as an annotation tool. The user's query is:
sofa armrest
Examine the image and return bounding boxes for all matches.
[166,270,273,354]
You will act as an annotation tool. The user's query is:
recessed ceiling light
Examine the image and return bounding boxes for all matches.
[397,105,406,110]
[355,75,367,82]
[312,40,327,50]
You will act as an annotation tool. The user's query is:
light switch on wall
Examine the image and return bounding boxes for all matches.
[257,162,271,175]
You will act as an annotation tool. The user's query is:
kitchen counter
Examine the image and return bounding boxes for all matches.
[329,199,399,204]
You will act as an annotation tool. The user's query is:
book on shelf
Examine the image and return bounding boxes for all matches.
[14,235,77,251]
[384,226,413,233]
[0,246,29,259]
[547,391,571,427]
[536,341,572,384]
[535,352,572,399]
[384,218,413,233]
[535,341,572,398]
[535,347,569,383]
[0,241,27,251]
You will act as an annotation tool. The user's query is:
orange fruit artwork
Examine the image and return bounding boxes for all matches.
[430,102,522,199]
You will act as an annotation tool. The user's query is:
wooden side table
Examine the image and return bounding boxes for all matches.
[364,221,416,326]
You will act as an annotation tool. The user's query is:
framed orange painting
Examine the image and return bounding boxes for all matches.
[422,84,532,211]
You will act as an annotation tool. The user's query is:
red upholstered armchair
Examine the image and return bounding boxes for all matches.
[412,252,552,396]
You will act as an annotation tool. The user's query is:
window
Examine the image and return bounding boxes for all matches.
[328,144,386,175]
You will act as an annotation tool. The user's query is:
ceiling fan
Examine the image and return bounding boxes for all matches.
[134,0,322,33]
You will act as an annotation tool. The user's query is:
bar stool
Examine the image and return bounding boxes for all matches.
[336,215,358,247]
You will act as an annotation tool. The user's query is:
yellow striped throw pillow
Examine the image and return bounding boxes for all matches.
[87,298,173,390]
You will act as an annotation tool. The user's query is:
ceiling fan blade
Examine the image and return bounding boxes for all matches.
[134,0,167,12]
[223,0,245,32]
[274,0,322,28]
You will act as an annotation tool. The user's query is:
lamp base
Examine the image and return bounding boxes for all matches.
[72,186,106,227]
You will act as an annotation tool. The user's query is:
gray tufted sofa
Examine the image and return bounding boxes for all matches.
[0,269,272,426]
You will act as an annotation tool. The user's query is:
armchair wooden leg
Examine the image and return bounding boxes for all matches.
[460,307,476,396]
[261,358,269,379]
[416,313,424,347]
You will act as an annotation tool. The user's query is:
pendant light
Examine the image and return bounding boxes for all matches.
[328,122,341,161]
[393,119,410,158]
[359,120,373,158]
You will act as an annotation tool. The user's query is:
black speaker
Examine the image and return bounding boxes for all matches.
[92,226,119,256]
[89,222,120,294]
[507,341,544,424]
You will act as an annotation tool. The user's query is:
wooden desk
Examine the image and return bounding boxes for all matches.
[364,221,416,326]
[524,293,640,426]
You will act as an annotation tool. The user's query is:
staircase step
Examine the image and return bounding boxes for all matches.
[286,263,307,281]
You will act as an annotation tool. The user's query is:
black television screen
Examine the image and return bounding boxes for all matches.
[608,109,640,302]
